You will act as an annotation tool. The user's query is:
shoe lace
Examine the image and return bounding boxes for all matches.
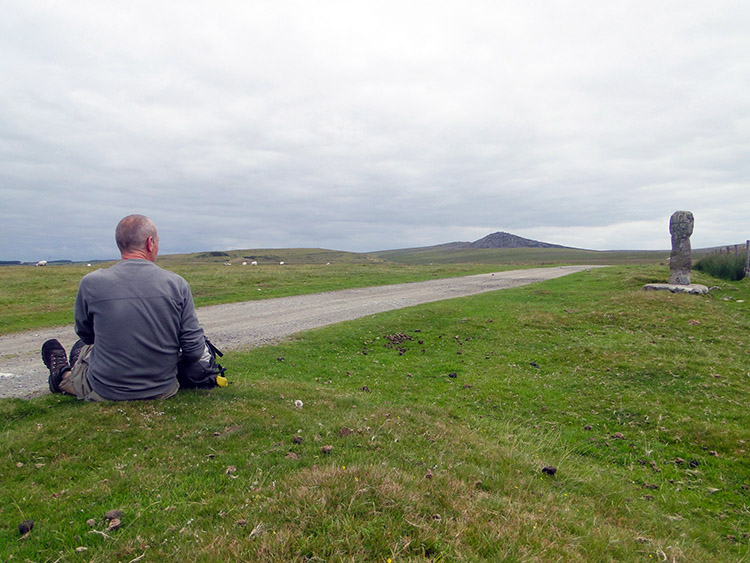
[49,351,69,373]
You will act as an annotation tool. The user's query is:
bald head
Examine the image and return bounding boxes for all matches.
[116,215,159,260]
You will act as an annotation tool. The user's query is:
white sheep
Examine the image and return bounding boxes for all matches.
[35,260,47,267]
[251,261,258,266]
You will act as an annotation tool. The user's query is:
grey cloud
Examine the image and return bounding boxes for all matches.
[2,1,749,262]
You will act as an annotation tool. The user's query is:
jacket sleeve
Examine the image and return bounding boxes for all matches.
[74,281,96,345]
[178,280,205,363]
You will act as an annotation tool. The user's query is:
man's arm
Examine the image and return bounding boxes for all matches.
[74,283,95,345]
[178,282,205,362]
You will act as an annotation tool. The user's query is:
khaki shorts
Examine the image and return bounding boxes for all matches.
[59,344,178,401]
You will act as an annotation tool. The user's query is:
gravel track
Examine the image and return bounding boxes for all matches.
[0,266,599,399]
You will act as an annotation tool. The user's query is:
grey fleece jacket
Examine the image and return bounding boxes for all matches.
[74,259,205,400]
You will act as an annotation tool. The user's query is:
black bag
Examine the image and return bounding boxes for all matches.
[177,338,228,389]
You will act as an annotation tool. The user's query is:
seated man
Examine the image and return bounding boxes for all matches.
[42,214,212,401]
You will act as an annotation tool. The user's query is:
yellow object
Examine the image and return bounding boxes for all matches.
[216,376,228,387]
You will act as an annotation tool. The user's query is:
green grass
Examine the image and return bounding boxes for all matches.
[1,266,748,561]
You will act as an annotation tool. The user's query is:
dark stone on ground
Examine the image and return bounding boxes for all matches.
[104,509,123,521]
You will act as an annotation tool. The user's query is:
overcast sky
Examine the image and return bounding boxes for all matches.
[2,1,748,262]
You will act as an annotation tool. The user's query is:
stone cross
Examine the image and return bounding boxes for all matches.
[669,210,694,285]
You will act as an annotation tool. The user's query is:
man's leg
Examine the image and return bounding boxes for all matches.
[58,343,108,400]
[69,339,86,369]
[46,340,177,401]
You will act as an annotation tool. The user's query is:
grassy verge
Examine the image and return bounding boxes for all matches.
[1,266,748,561]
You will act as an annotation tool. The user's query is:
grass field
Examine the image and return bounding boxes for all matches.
[0,245,672,335]
[370,244,732,266]
[0,259,748,561]
[0,251,510,335]
[372,245,676,266]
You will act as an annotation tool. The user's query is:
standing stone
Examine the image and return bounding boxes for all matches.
[669,211,694,285]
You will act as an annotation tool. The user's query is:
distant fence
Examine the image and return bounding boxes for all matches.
[727,240,750,278]
[715,242,747,254]
[724,240,750,276]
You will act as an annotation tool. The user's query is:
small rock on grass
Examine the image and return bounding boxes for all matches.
[104,509,123,521]
[292,435,303,444]
[339,427,354,437]
[321,445,334,454]
[542,466,557,476]
[18,520,34,535]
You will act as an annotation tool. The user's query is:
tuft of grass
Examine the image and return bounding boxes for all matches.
[695,251,748,281]
[0,266,748,560]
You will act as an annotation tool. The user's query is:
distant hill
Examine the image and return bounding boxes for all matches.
[370,231,668,265]
[470,231,571,249]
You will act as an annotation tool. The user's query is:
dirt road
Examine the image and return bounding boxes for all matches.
[0,266,599,399]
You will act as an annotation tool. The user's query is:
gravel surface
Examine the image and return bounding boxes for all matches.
[0,266,599,399]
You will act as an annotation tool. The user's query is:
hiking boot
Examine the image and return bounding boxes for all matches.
[69,339,85,368]
[41,339,69,393]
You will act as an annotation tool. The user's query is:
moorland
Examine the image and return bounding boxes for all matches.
[0,245,748,561]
